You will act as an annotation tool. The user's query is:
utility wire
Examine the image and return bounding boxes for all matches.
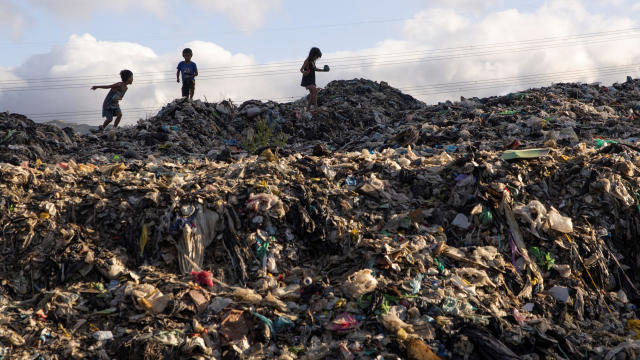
[1,26,638,85]
[3,32,639,92]
[22,64,639,121]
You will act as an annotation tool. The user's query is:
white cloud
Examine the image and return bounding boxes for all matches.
[428,0,501,14]
[190,0,282,32]
[369,0,640,102]
[632,2,640,10]
[27,0,281,31]
[404,9,471,42]
[0,0,29,39]
[28,0,168,18]
[598,0,625,5]
[0,34,274,125]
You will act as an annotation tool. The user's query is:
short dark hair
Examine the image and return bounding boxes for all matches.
[120,69,133,81]
[183,48,193,56]
[308,47,322,60]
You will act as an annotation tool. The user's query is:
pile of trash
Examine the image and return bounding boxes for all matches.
[0,79,425,164]
[2,78,640,359]
[0,113,80,165]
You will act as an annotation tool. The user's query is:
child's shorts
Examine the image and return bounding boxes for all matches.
[102,104,121,120]
[182,78,195,97]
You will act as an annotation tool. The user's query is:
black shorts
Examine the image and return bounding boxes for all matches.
[182,78,195,96]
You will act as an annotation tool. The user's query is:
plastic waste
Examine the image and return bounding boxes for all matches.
[547,208,573,233]
[342,269,378,299]
[327,313,359,332]
[190,270,214,287]
[92,331,114,341]
[548,286,571,303]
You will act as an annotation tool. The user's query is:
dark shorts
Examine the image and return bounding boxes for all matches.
[182,78,195,96]
[102,104,121,120]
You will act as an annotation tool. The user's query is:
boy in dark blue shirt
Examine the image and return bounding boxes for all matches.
[177,48,198,100]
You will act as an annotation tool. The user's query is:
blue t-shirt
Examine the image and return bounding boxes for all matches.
[177,61,197,80]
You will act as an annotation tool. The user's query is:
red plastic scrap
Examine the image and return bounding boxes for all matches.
[327,313,359,332]
[190,270,214,287]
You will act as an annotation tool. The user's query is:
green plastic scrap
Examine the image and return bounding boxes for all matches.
[501,148,550,160]
[252,312,274,333]
[256,240,269,262]
[595,139,618,149]
[274,316,295,333]
[434,257,445,273]
[480,208,493,225]
[499,110,518,115]
[90,307,118,316]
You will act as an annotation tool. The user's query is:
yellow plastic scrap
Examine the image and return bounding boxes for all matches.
[39,212,50,220]
[397,328,409,341]
[35,158,43,166]
[260,148,275,162]
[627,319,640,339]
[140,224,148,257]
[139,297,153,311]
[58,323,71,338]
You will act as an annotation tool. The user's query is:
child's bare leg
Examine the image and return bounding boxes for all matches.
[101,117,112,129]
[305,91,313,111]
[306,85,316,112]
[113,112,122,128]
[312,88,319,114]
[190,83,195,100]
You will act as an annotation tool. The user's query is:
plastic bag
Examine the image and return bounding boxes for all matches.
[342,269,378,299]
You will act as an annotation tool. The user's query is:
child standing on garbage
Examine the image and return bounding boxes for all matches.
[177,48,198,100]
[300,47,329,114]
[91,69,133,130]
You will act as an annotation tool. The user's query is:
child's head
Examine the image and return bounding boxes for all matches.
[308,47,322,61]
[120,69,133,84]
[183,48,193,61]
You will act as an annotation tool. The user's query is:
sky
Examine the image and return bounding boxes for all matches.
[1,0,640,125]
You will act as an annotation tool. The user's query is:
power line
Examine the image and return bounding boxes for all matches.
[2,32,639,93]
[1,26,638,85]
[21,64,639,121]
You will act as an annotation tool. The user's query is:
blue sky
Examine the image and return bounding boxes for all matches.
[1,0,640,124]
[1,0,430,67]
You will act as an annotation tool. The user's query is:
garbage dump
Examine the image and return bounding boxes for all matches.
[1,78,640,359]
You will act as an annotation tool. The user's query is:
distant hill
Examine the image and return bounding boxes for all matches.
[44,119,98,135]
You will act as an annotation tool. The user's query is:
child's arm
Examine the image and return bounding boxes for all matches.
[91,82,121,90]
[194,64,198,77]
[312,62,328,72]
[300,60,310,75]
[176,69,181,83]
